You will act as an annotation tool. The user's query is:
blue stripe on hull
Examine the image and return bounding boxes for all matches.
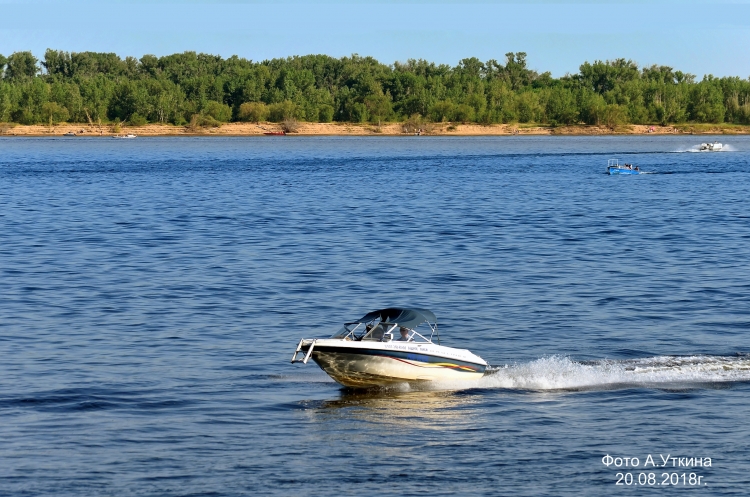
[608,168,640,175]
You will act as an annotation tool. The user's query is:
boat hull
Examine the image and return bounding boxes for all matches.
[305,343,487,388]
[608,167,640,175]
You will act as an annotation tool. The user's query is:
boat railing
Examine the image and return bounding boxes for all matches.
[329,319,439,344]
[331,322,363,339]
[361,323,398,341]
[408,329,431,343]
[607,159,620,168]
[425,321,439,344]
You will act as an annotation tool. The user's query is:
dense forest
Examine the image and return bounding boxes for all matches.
[1,49,750,127]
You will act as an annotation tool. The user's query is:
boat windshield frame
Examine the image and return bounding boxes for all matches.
[330,316,439,344]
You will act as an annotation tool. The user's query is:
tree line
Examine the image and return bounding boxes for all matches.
[1,49,749,127]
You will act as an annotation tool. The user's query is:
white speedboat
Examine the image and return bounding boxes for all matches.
[113,134,137,139]
[291,308,488,388]
[699,141,722,152]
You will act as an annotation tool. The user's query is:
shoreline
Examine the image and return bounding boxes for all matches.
[2,122,749,137]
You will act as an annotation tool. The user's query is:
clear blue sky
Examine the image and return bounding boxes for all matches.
[2,0,749,78]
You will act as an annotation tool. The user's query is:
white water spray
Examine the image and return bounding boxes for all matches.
[434,355,750,392]
[674,143,735,153]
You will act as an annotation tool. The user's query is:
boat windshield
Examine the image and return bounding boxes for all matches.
[330,320,434,343]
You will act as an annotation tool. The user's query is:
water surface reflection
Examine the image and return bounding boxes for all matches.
[306,389,484,431]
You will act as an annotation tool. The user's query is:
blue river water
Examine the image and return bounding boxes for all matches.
[1,135,749,495]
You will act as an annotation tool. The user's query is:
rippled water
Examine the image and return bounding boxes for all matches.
[1,136,749,495]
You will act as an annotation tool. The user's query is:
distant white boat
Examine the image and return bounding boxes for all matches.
[699,141,722,152]
[113,134,137,139]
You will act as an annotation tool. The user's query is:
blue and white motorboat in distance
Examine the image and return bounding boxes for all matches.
[291,308,488,388]
[608,159,642,175]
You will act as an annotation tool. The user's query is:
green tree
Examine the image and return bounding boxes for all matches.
[428,99,455,122]
[688,78,725,123]
[501,52,534,90]
[202,100,231,122]
[79,75,115,123]
[238,101,269,122]
[13,78,49,123]
[268,100,299,122]
[466,93,487,122]
[602,104,627,128]
[579,89,606,125]
[5,51,38,80]
[109,80,150,121]
[579,59,639,94]
[516,91,541,123]
[50,81,84,122]
[41,100,70,125]
[43,49,73,77]
[0,81,15,121]
[453,103,474,123]
[486,81,517,123]
[545,87,578,124]
[363,92,391,125]
[317,104,334,123]
[129,113,147,125]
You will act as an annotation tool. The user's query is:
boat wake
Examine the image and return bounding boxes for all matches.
[435,354,750,392]
[675,144,736,152]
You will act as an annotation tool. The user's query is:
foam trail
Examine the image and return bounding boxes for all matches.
[673,145,703,153]
[434,355,750,392]
[674,143,735,153]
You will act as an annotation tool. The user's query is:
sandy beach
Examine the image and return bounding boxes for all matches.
[2,122,748,137]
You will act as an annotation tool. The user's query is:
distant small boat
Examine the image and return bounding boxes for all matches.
[607,159,643,175]
[63,132,76,137]
[699,141,722,152]
[263,131,286,136]
[113,134,137,139]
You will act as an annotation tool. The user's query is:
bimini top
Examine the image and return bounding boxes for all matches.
[353,307,436,330]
